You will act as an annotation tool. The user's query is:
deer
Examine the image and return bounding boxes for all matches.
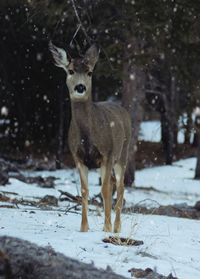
[49,42,131,233]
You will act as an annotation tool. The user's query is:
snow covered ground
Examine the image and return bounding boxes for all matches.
[139,120,194,143]
[0,158,200,278]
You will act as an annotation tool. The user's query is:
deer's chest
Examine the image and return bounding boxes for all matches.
[77,133,102,169]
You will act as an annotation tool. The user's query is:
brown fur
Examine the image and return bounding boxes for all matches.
[49,43,131,232]
[69,101,131,169]
[72,58,90,73]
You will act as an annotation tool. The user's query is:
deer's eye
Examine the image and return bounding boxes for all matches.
[68,69,74,75]
[88,71,93,77]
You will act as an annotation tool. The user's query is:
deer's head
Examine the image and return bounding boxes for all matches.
[49,42,99,101]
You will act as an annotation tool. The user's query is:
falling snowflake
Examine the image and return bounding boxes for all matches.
[1,106,8,116]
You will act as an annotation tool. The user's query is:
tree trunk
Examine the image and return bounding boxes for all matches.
[184,112,192,145]
[160,71,177,165]
[170,73,178,148]
[193,132,199,148]
[56,84,65,169]
[161,112,174,164]
[195,132,200,179]
[192,115,200,147]
[194,116,200,179]
[122,41,145,186]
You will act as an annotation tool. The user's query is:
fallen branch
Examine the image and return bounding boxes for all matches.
[102,236,143,247]
[57,189,200,220]
[65,204,81,214]
[0,193,58,208]
[39,195,58,207]
[134,186,166,193]
[58,190,82,203]
[0,204,15,209]
[58,190,102,206]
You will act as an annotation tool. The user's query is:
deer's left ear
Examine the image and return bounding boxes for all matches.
[84,44,99,69]
[49,41,69,71]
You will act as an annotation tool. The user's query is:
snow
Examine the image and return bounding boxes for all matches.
[0,119,10,125]
[139,120,194,144]
[1,158,200,278]
[133,158,200,207]
[139,121,161,142]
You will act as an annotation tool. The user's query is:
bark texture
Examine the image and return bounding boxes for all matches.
[194,116,200,179]
[160,73,177,165]
[56,84,65,169]
[122,40,145,186]
[195,145,200,178]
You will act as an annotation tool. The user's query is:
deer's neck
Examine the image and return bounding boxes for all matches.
[71,97,93,130]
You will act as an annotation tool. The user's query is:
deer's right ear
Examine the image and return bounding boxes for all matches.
[49,41,69,71]
[84,44,99,69]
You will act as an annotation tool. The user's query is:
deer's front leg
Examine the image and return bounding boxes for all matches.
[100,162,113,232]
[77,163,89,232]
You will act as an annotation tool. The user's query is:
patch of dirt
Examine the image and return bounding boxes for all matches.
[124,201,200,220]
[136,141,196,169]
[0,205,15,209]
[39,195,58,207]
[102,236,144,247]
[128,267,178,279]
[0,193,10,202]
[11,174,57,188]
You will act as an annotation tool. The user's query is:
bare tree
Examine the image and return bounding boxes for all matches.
[56,84,66,169]
[194,111,200,179]
[122,40,145,186]
[146,65,178,165]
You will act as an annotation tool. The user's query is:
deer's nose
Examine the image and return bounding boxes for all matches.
[74,84,86,94]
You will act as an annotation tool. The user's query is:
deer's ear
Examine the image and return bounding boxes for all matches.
[84,44,99,69]
[49,41,69,70]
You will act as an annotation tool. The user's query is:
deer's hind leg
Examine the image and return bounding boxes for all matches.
[100,160,113,232]
[77,162,89,232]
[113,163,125,233]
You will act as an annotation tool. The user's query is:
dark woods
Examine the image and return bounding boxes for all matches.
[0,1,71,152]
[0,1,119,152]
[1,0,200,183]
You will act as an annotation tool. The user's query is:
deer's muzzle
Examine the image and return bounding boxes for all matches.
[74,84,86,94]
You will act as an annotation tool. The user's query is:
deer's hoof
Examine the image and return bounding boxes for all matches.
[80,223,89,232]
[103,223,112,232]
[114,221,121,233]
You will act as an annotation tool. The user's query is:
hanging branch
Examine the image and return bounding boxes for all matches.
[69,24,81,47]
[70,0,92,45]
[70,0,114,71]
